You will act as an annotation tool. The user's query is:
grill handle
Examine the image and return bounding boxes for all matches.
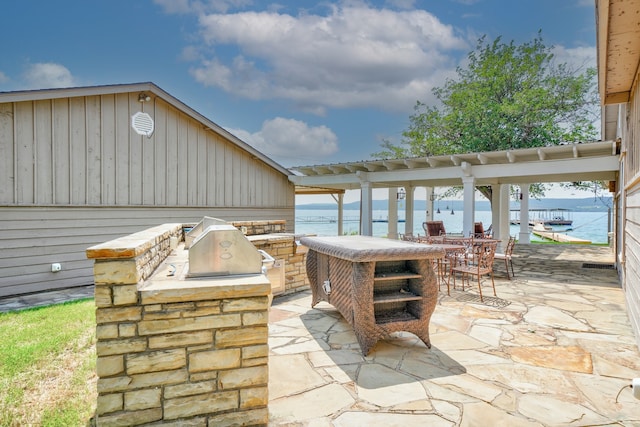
[258,250,275,273]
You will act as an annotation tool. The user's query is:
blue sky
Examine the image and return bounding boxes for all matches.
[1,0,596,170]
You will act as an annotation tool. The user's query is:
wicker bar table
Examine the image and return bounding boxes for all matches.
[300,235,444,355]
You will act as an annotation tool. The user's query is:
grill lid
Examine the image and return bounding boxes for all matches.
[188,224,263,278]
[184,216,227,249]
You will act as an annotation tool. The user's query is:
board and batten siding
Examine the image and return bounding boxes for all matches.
[0,93,292,207]
[623,80,640,348]
[0,206,293,297]
[0,91,294,297]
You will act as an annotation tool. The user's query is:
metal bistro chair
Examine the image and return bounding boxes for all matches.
[451,240,498,302]
[473,222,485,238]
[423,221,446,237]
[483,224,493,239]
[442,236,473,291]
[494,235,516,279]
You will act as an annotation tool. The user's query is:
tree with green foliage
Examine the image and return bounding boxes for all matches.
[374,33,599,201]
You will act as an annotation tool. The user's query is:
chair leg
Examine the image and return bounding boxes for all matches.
[509,259,515,278]
[451,269,456,291]
[477,274,483,302]
[439,259,450,296]
[445,267,450,296]
[490,272,496,296]
[504,258,510,280]
[443,260,451,296]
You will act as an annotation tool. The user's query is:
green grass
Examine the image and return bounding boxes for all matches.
[0,299,96,426]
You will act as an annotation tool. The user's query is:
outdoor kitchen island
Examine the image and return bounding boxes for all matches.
[300,235,444,355]
[87,223,272,426]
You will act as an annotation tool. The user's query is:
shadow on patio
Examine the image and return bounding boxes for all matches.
[268,244,640,426]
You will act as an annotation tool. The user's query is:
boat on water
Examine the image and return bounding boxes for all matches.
[510,208,573,226]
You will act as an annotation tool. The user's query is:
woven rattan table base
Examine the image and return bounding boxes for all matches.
[305,242,439,355]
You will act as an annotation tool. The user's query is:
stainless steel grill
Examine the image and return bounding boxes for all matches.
[184,216,227,249]
[187,222,274,278]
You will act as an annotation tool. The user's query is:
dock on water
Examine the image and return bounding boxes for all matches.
[531,224,591,244]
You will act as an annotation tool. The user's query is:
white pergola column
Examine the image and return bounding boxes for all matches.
[462,176,476,237]
[492,184,510,251]
[519,184,530,243]
[360,180,373,236]
[404,186,415,237]
[388,187,399,239]
[425,187,434,222]
[337,193,344,236]
[355,171,373,236]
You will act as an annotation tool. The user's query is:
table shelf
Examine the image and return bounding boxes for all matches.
[373,290,422,304]
[374,272,423,281]
[374,310,419,324]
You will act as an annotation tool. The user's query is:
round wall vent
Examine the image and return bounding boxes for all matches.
[131,112,154,137]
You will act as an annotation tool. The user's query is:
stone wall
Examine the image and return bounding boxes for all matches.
[248,234,309,295]
[229,220,286,236]
[87,223,270,426]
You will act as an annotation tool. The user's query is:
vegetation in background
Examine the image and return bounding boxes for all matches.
[0,300,96,426]
[374,32,600,202]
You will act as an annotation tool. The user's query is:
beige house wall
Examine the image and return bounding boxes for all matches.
[0,86,295,297]
[622,81,640,348]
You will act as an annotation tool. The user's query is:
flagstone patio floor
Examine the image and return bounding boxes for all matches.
[268,244,640,426]
[1,243,638,425]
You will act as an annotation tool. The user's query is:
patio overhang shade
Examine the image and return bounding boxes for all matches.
[596,0,640,105]
[294,185,346,196]
[288,141,619,192]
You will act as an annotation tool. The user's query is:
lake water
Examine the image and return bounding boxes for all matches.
[295,209,612,244]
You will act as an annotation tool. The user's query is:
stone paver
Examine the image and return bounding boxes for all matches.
[268,244,640,426]
[356,363,428,407]
[269,383,354,422]
[334,411,453,427]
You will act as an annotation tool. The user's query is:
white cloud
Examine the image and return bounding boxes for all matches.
[180,45,201,61]
[0,71,9,84]
[552,45,596,71]
[23,63,75,89]
[227,117,339,164]
[188,4,468,113]
[385,0,416,9]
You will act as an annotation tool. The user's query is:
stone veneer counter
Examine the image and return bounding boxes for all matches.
[140,245,271,304]
[87,223,271,426]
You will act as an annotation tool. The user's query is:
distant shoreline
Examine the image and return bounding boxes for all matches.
[296,197,612,213]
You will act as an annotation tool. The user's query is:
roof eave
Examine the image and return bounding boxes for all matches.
[596,0,640,106]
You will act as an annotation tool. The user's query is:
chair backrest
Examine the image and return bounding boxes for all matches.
[504,235,516,255]
[424,221,446,237]
[474,222,484,238]
[425,235,445,244]
[400,232,415,241]
[477,241,498,271]
[443,236,470,246]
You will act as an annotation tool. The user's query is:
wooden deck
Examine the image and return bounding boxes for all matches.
[531,224,591,244]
